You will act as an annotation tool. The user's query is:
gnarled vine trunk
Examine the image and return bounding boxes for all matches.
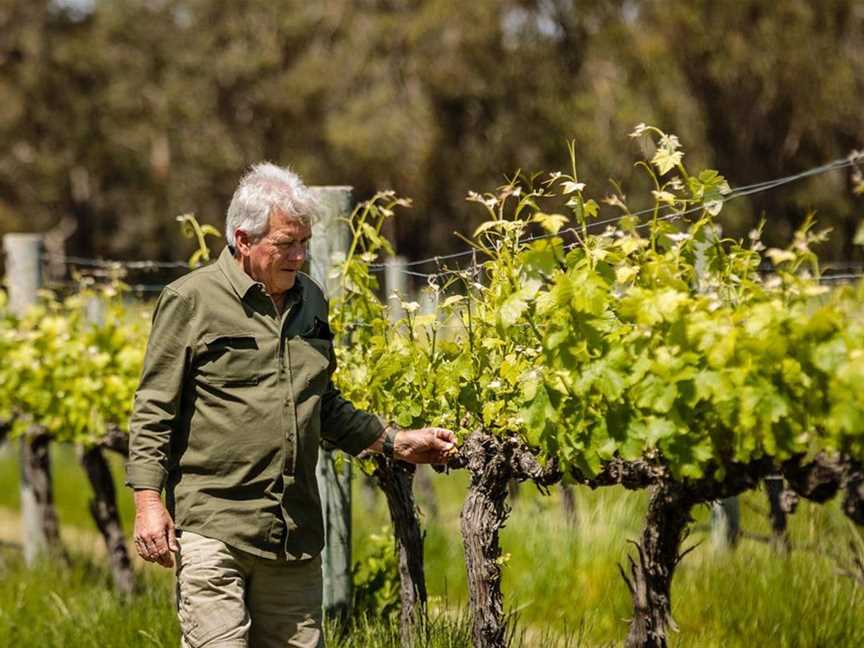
[841,464,864,525]
[622,484,694,648]
[79,445,135,595]
[459,431,560,648]
[99,423,129,458]
[461,435,511,648]
[373,456,427,644]
[622,459,771,648]
[782,453,864,525]
[764,476,791,551]
[20,428,65,565]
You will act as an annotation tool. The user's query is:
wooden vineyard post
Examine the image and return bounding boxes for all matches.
[310,187,353,621]
[4,233,66,565]
[3,234,42,315]
[385,255,408,323]
[710,498,741,549]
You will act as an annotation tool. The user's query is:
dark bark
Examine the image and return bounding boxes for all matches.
[20,429,66,564]
[507,479,521,502]
[372,456,427,644]
[0,418,11,446]
[841,464,864,525]
[79,445,135,595]
[782,453,843,503]
[622,459,772,648]
[782,453,864,525]
[458,431,560,648]
[99,423,129,457]
[622,484,695,648]
[764,477,790,551]
[573,456,663,491]
[461,435,510,648]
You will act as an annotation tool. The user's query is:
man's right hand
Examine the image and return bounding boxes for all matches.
[133,489,179,568]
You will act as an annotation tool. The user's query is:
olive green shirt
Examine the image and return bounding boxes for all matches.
[125,247,384,560]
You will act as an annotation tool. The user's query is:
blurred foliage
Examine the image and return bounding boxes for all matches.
[0,0,862,271]
[351,526,400,621]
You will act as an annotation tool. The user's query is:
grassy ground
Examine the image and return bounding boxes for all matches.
[0,442,862,646]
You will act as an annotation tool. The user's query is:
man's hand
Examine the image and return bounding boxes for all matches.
[133,489,179,568]
[387,427,457,464]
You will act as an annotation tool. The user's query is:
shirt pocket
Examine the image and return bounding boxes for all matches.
[290,336,333,396]
[196,333,262,386]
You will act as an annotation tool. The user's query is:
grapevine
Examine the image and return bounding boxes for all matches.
[1,125,862,647]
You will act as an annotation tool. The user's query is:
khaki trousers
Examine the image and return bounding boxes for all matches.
[175,531,324,648]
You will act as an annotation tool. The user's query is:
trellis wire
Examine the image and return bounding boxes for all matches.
[41,254,189,270]
[367,153,862,278]
[31,153,863,285]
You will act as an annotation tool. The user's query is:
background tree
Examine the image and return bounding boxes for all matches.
[0,0,862,277]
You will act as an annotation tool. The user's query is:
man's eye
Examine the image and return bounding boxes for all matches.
[274,240,309,249]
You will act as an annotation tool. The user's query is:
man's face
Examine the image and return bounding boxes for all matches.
[236,209,311,296]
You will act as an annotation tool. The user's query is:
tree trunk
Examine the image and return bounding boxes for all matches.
[622,484,694,648]
[79,445,135,595]
[460,432,512,648]
[20,429,66,565]
[373,456,427,644]
[764,476,790,551]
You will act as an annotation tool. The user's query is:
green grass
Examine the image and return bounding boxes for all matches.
[1,443,863,646]
[0,548,177,647]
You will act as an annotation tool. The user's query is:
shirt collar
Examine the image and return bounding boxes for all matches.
[217,246,304,305]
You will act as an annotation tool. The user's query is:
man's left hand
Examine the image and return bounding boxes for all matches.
[392,427,457,464]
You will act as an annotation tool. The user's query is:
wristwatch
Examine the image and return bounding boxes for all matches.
[382,426,399,459]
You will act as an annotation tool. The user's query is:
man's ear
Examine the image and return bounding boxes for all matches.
[234,229,252,256]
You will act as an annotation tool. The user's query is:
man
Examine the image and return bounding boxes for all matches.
[126,162,456,648]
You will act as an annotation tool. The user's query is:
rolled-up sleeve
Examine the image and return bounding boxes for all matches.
[125,287,193,491]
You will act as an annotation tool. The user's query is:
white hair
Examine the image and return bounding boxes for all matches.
[225,162,319,251]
